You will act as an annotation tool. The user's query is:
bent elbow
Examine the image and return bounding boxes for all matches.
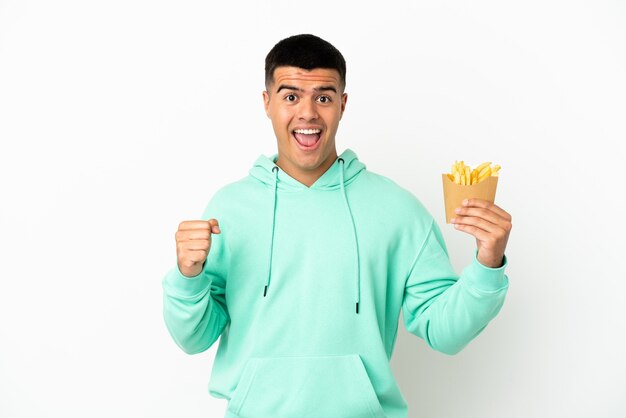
[171,329,221,355]
[432,342,466,356]
[428,325,488,355]
[177,339,212,355]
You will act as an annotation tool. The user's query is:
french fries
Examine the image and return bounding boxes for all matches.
[446,160,501,185]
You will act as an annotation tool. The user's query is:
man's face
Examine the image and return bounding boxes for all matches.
[263,66,347,186]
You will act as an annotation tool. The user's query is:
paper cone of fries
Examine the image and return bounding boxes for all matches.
[442,174,498,223]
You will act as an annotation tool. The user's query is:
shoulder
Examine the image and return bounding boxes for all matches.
[353,169,436,253]
[200,176,262,217]
[213,176,259,199]
[357,170,433,222]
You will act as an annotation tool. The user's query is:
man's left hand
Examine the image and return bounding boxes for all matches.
[450,198,512,268]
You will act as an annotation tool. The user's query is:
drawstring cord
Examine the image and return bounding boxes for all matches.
[263,160,361,315]
[264,166,279,297]
[338,158,361,314]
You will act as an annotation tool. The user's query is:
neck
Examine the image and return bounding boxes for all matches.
[276,151,338,187]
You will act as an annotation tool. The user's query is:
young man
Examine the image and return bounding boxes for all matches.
[163,34,512,418]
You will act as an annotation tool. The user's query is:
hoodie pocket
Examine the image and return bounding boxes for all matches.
[226,354,387,418]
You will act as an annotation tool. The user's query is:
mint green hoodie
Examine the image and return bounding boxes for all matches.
[162,148,509,418]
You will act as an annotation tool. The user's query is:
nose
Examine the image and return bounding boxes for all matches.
[297,98,319,121]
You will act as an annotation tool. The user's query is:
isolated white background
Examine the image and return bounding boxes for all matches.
[1,1,625,417]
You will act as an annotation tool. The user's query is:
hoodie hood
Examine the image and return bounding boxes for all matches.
[249,148,366,314]
[249,148,366,191]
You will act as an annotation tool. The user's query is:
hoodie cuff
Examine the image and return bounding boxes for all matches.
[460,251,509,293]
[162,264,211,297]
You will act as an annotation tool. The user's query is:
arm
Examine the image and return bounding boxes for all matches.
[162,203,230,354]
[402,219,509,355]
[162,263,229,354]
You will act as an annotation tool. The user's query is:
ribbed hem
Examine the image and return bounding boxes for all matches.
[162,264,211,297]
[460,252,509,292]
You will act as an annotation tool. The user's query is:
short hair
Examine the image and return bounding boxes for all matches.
[264,34,347,91]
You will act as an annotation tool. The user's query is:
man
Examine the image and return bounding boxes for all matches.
[162,34,512,418]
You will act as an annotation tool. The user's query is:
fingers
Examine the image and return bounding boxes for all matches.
[450,199,512,237]
[450,199,511,268]
[452,199,512,231]
[451,204,512,248]
[175,228,209,241]
[451,214,501,234]
[450,220,493,241]
[207,218,221,234]
[178,219,220,231]
[175,218,220,277]
[460,199,512,222]
[177,219,221,236]
[179,239,210,250]
[175,235,211,256]
[452,207,502,229]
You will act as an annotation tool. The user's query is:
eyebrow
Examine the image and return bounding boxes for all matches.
[276,84,337,94]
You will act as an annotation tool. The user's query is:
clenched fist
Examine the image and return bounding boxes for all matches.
[175,219,221,277]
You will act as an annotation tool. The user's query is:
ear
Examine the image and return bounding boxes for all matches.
[339,93,348,119]
[263,90,271,118]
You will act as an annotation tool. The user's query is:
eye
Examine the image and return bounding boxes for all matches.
[285,94,297,102]
[317,95,332,103]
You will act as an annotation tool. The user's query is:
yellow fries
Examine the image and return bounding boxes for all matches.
[447,160,501,185]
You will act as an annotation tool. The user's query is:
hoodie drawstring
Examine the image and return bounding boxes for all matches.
[338,158,361,314]
[263,160,361,315]
[264,166,279,297]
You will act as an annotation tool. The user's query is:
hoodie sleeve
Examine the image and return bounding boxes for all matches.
[162,198,230,355]
[401,218,509,355]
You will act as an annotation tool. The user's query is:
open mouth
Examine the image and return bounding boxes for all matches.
[292,128,322,149]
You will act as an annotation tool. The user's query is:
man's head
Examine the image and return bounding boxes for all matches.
[263,34,348,187]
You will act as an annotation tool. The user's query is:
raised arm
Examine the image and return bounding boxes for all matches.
[402,219,509,355]
[162,214,229,354]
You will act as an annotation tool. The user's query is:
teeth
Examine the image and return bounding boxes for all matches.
[294,129,321,135]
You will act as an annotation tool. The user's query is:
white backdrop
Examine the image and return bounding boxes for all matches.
[1,1,625,417]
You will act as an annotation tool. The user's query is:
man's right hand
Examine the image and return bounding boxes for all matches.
[175,219,221,277]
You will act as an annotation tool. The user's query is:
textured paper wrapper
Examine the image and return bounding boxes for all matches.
[442,174,498,223]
